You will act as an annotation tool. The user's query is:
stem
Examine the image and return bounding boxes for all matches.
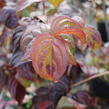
[71,71,109,88]
[67,65,73,76]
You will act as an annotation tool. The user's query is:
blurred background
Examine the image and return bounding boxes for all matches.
[1,0,109,109]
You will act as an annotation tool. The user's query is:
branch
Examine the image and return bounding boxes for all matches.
[71,71,109,88]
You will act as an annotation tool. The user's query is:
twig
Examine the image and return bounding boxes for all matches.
[71,71,109,88]
[67,65,72,76]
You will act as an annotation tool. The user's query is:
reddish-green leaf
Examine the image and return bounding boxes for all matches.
[30,15,102,81]
[51,16,84,33]
[54,28,86,44]
[84,26,102,50]
[30,33,69,81]
[51,16,102,50]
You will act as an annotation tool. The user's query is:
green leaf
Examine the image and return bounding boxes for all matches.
[1,90,10,101]
[22,8,31,17]
[26,99,32,108]
[47,8,57,16]
[20,79,32,87]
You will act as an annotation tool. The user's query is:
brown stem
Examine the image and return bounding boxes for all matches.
[71,71,109,88]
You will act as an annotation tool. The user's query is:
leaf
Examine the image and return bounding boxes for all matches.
[16,62,35,81]
[0,90,18,109]
[12,26,26,53]
[0,9,18,29]
[51,16,102,50]
[39,101,52,109]
[51,16,83,33]
[47,8,57,16]
[72,91,94,107]
[30,33,69,81]
[16,0,44,11]
[10,51,23,66]
[50,16,87,62]
[20,32,34,53]
[32,87,52,109]
[84,25,102,50]
[8,78,26,103]
[72,16,85,27]
[10,26,26,66]
[57,96,86,109]
[48,0,64,8]
[21,8,31,17]
[0,71,8,92]
[21,3,37,17]
[60,35,77,65]
[54,28,86,44]
[1,90,10,101]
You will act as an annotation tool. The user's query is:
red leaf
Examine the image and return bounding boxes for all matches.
[39,101,52,109]
[51,16,84,33]
[8,78,26,103]
[54,28,86,44]
[51,15,102,50]
[16,62,35,81]
[84,26,102,49]
[30,33,69,81]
